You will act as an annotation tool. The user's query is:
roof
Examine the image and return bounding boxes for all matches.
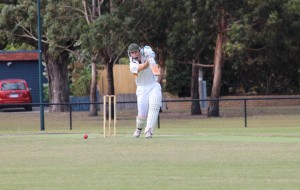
[0,51,39,61]
[0,79,27,82]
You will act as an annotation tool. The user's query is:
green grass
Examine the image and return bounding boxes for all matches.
[1,127,300,190]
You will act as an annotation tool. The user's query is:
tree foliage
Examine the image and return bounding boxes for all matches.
[70,64,91,97]
[0,0,84,111]
[0,0,299,116]
[225,0,300,94]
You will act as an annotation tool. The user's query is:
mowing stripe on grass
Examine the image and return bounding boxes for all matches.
[1,132,300,143]
[154,133,300,143]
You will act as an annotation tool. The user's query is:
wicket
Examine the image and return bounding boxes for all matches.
[103,95,117,137]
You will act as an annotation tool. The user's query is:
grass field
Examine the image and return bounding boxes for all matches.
[1,126,300,190]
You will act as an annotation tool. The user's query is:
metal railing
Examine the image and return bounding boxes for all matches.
[0,97,299,134]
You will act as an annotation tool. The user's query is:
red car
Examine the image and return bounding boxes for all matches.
[0,79,32,111]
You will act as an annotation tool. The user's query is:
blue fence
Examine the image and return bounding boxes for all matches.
[70,94,100,111]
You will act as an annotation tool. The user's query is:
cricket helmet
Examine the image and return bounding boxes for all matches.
[128,43,140,53]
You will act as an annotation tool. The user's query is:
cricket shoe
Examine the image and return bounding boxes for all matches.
[145,131,153,138]
[133,128,142,138]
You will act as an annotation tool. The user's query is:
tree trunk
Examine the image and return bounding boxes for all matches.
[105,59,115,119]
[106,61,115,96]
[89,61,98,116]
[208,6,226,117]
[156,47,165,84]
[44,52,70,112]
[157,48,165,113]
[191,64,201,115]
[83,0,100,116]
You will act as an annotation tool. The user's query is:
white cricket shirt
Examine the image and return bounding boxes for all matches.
[129,56,157,86]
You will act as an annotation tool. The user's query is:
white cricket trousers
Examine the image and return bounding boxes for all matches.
[136,82,162,117]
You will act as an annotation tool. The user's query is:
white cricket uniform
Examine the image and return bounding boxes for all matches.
[129,55,162,117]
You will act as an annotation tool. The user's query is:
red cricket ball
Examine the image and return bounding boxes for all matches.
[83,134,88,139]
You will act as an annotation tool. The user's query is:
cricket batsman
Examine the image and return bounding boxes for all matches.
[128,43,162,138]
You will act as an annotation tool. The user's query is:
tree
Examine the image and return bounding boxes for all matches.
[2,0,298,117]
[198,0,246,117]
[165,0,248,116]
[134,1,174,85]
[70,0,105,116]
[79,0,142,117]
[166,0,216,115]
[0,0,85,111]
[207,4,226,117]
[225,0,300,95]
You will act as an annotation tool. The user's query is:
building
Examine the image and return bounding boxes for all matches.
[0,51,47,103]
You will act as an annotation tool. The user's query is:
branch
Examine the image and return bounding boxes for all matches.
[225,20,242,32]
[17,34,38,41]
[15,21,37,41]
[15,16,80,57]
[16,33,77,56]
[64,5,87,16]
[178,61,214,68]
[82,0,92,25]
[113,45,128,65]
[96,0,104,17]
[247,45,271,51]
